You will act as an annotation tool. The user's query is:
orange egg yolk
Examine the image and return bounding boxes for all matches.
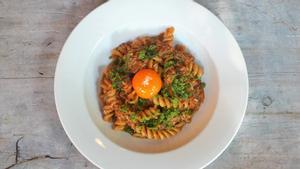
[132,69,162,99]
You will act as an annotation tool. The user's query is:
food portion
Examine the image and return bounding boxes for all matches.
[132,69,162,99]
[98,27,205,140]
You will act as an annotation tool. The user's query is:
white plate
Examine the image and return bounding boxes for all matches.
[54,0,248,169]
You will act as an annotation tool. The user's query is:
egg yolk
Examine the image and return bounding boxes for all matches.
[132,69,162,99]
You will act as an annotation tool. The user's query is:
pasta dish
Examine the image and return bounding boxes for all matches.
[98,27,205,140]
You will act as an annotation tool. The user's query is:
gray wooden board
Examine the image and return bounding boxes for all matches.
[0,0,299,168]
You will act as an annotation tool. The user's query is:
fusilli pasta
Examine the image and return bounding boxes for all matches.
[98,27,205,140]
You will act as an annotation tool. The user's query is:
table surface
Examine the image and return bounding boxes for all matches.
[0,0,299,169]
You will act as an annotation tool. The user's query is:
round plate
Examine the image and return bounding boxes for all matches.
[54,0,248,169]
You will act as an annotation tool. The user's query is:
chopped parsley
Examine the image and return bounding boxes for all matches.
[138,44,158,60]
[171,98,179,107]
[138,50,146,60]
[114,57,128,72]
[130,113,137,123]
[164,60,175,69]
[182,109,193,115]
[109,57,129,91]
[109,70,122,91]
[123,125,134,135]
[120,104,129,113]
[162,108,180,123]
[171,76,191,99]
[137,98,148,110]
[142,108,180,129]
[160,87,170,97]
[143,118,160,128]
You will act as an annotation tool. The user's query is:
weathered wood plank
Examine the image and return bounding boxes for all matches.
[0,78,98,169]
[206,112,300,169]
[0,0,106,78]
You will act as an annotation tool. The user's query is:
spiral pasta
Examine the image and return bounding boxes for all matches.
[111,43,131,59]
[146,58,163,75]
[98,27,205,140]
[188,62,204,78]
[132,125,183,140]
[100,76,119,122]
[152,95,190,109]
[113,116,127,131]
[163,27,174,45]
[136,106,160,122]
[122,81,139,104]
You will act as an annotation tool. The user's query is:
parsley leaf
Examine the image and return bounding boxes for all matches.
[138,50,146,60]
[123,125,134,135]
[143,118,160,129]
[142,108,180,129]
[138,44,158,60]
[171,76,191,99]
[137,98,148,110]
[130,113,137,122]
[164,60,175,69]
[160,87,170,97]
[162,108,180,122]
[182,109,193,115]
[109,70,122,91]
[120,104,129,113]
[171,98,179,107]
[109,58,129,91]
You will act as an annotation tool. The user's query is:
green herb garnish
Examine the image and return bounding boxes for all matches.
[120,104,129,113]
[171,76,191,99]
[164,60,175,69]
[109,57,129,91]
[138,50,146,60]
[114,57,128,72]
[143,118,160,129]
[171,98,179,107]
[138,44,157,60]
[109,70,122,91]
[161,87,170,97]
[142,108,180,129]
[162,108,180,122]
[137,98,147,110]
[182,109,193,115]
[130,113,137,122]
[123,125,134,135]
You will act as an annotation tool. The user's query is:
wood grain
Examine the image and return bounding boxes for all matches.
[0,0,299,169]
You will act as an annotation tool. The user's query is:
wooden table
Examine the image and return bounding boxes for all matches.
[0,0,299,168]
